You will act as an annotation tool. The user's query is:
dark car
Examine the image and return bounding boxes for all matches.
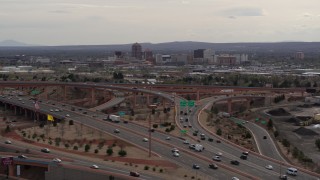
[263,136,267,139]
[18,155,27,159]
[240,154,247,160]
[130,171,140,177]
[216,140,221,143]
[192,164,200,169]
[231,160,240,165]
[189,144,195,149]
[123,120,128,124]
[209,163,218,169]
[185,118,189,122]
[208,138,214,142]
[193,132,198,136]
[149,128,155,132]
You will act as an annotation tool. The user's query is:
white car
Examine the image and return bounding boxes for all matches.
[65,114,70,117]
[165,136,171,140]
[231,177,240,180]
[50,109,54,112]
[213,156,221,161]
[265,165,273,170]
[52,158,62,163]
[143,138,149,142]
[5,140,12,144]
[90,164,99,169]
[216,152,223,156]
[183,140,190,144]
[173,152,180,157]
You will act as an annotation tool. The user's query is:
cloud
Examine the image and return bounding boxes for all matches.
[221,7,266,17]
[181,0,190,4]
[49,10,70,14]
[303,13,312,17]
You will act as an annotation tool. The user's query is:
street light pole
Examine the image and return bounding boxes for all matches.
[148,104,157,158]
[148,113,151,158]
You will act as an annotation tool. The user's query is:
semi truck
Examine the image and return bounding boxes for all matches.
[195,144,204,152]
[109,115,120,123]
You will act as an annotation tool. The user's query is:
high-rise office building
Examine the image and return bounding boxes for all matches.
[131,43,142,60]
[294,52,304,60]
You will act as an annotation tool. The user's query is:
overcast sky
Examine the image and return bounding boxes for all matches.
[1,0,320,45]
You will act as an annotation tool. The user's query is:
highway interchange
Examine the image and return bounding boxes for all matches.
[0,82,320,180]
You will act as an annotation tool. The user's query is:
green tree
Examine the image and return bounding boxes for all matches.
[84,144,90,152]
[216,128,222,136]
[267,119,273,130]
[118,150,127,157]
[282,139,290,148]
[245,131,252,139]
[107,148,113,156]
[5,125,11,133]
[315,139,320,150]
[69,120,74,125]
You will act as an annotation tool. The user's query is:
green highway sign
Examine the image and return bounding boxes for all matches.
[180,130,187,134]
[180,100,187,107]
[118,111,125,116]
[188,100,195,107]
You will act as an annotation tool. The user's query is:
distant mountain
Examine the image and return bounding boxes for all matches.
[0,40,31,46]
[0,41,320,56]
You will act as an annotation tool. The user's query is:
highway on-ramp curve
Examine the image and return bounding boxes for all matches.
[185,96,319,180]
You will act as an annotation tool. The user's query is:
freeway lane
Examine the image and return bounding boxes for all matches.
[0,96,243,179]
[2,94,319,179]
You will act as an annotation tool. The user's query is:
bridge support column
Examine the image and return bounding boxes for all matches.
[25,109,28,118]
[14,106,17,115]
[133,93,136,108]
[8,164,14,177]
[63,86,67,101]
[227,99,232,114]
[196,90,200,102]
[91,88,95,105]
[147,94,150,106]
[162,98,166,107]
[44,87,48,100]
[246,97,251,110]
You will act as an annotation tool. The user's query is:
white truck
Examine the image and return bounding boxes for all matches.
[194,144,204,152]
[109,115,120,123]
